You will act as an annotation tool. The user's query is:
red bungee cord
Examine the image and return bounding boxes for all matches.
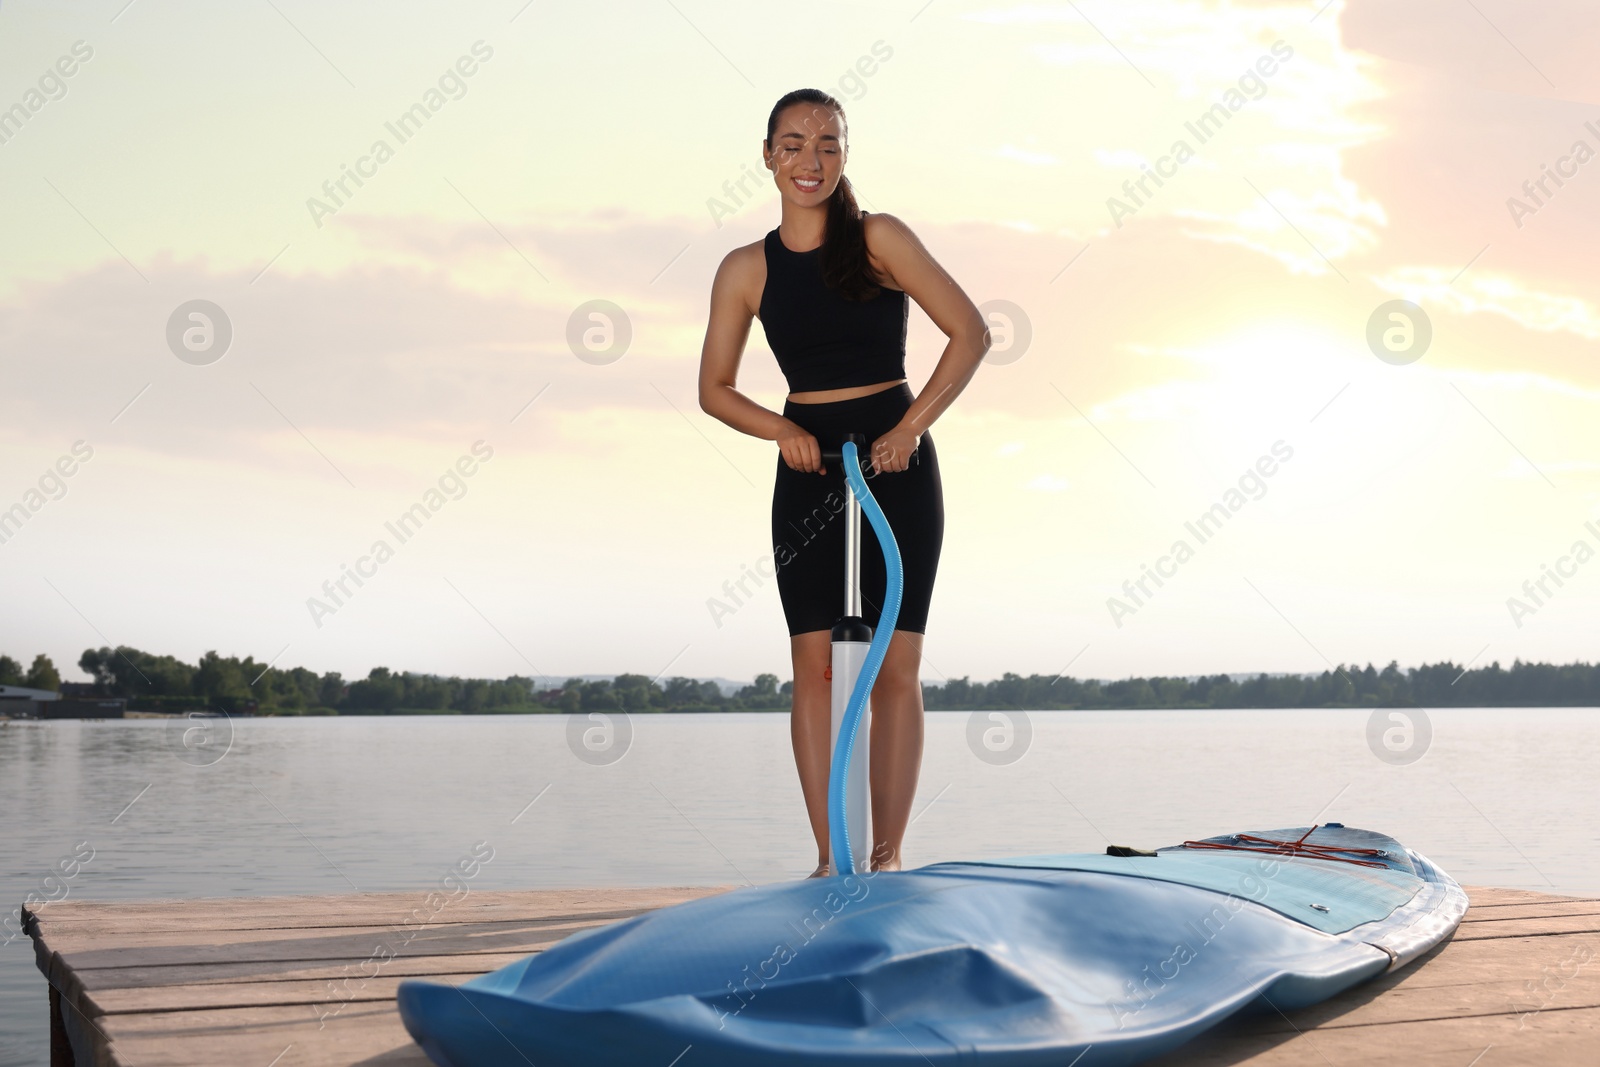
[1179,825,1391,869]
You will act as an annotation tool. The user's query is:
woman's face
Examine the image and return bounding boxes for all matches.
[765,103,846,205]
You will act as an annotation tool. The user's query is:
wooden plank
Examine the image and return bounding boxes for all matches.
[37,915,630,967]
[25,886,726,934]
[85,972,481,1016]
[1452,915,1600,941]
[1462,903,1600,922]
[1458,886,1590,907]
[99,1002,432,1067]
[1146,1005,1600,1065]
[1252,963,1600,1031]
[71,951,541,991]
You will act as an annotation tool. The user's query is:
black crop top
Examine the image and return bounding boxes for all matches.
[758,225,909,393]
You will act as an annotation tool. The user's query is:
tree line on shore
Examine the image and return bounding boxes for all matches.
[5,647,790,714]
[0,647,1595,714]
[929,659,1600,709]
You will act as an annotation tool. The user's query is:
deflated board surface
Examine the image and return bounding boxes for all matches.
[956,825,1422,935]
[397,826,1465,1067]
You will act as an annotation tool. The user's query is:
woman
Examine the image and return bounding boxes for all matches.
[698,88,989,876]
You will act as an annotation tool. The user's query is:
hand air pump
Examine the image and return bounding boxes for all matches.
[820,434,904,877]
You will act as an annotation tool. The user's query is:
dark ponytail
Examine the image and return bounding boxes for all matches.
[765,88,883,302]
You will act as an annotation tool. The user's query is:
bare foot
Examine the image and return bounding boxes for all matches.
[869,845,901,873]
[807,860,831,879]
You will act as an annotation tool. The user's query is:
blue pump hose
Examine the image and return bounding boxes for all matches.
[827,440,904,877]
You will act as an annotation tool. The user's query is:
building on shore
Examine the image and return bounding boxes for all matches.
[0,686,126,719]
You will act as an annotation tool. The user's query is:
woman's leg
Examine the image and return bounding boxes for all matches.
[788,629,833,877]
[868,630,926,872]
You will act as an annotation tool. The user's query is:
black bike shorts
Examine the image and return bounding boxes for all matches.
[770,382,944,636]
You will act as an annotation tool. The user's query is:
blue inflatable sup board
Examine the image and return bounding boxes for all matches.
[397,822,1467,1066]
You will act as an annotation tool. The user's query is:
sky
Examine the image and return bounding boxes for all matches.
[1,0,1597,687]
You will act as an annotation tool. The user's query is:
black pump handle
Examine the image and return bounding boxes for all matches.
[820,433,870,466]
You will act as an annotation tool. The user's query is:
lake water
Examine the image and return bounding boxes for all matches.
[2,708,1597,1065]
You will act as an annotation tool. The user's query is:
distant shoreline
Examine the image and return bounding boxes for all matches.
[5,702,1597,725]
[4,646,1596,717]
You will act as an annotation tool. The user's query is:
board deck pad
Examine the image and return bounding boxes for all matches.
[956,826,1422,935]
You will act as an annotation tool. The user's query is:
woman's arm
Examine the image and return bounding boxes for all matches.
[864,213,991,473]
[697,245,825,473]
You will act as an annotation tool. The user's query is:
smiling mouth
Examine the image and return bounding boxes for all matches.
[793,177,822,193]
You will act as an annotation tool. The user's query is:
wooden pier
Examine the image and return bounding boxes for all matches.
[22,884,1599,1066]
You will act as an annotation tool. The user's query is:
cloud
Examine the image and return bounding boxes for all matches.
[0,214,752,477]
[1373,267,1600,339]
[1173,172,1387,277]
[1340,0,1600,106]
